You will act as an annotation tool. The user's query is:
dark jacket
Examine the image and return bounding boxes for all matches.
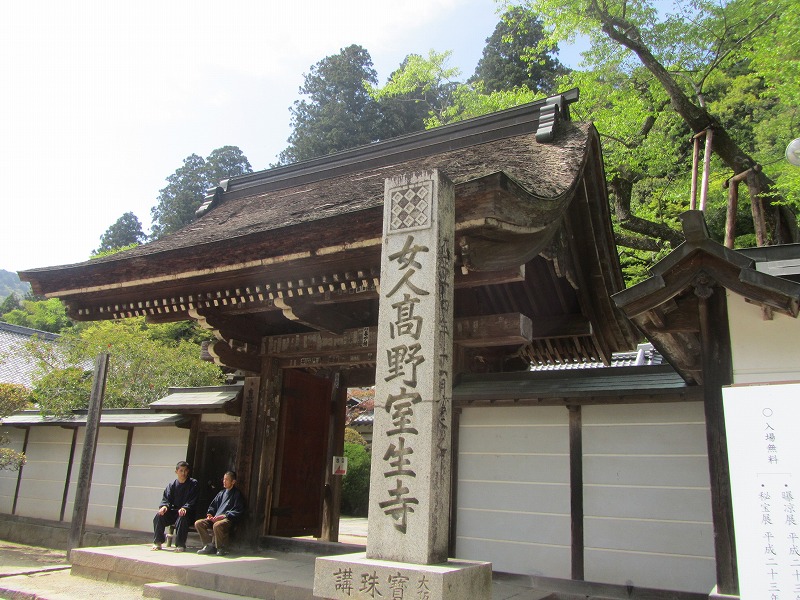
[207,486,245,522]
[159,477,199,513]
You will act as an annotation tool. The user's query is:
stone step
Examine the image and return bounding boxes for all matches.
[69,544,317,599]
[144,581,259,600]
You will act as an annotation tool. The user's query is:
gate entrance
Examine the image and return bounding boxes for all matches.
[269,369,332,537]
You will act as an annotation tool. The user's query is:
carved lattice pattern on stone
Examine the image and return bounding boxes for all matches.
[388,182,432,233]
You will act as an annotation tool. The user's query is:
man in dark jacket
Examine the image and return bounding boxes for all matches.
[195,470,245,556]
[152,461,199,552]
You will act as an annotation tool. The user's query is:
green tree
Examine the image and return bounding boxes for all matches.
[517,0,799,244]
[278,45,385,165]
[472,6,568,93]
[150,147,252,239]
[0,293,22,317]
[1,298,72,333]
[377,53,460,138]
[24,318,224,416]
[341,442,371,516]
[369,51,465,129]
[0,383,30,470]
[94,211,146,255]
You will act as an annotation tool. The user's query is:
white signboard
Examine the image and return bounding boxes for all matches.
[724,383,800,599]
[332,456,348,476]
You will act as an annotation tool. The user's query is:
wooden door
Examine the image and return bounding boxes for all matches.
[270,369,332,537]
[195,429,238,517]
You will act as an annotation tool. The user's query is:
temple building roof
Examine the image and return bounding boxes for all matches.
[21,90,638,375]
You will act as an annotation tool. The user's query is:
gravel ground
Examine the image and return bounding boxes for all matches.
[0,541,142,600]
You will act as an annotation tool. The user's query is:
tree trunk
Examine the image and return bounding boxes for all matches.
[596,7,799,244]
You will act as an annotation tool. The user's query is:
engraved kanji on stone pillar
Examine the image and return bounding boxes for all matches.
[367,169,455,565]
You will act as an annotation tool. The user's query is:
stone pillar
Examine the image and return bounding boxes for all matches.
[314,170,491,600]
[366,169,455,565]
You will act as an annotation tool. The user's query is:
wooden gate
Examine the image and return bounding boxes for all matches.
[269,369,332,537]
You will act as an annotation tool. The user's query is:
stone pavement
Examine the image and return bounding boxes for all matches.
[0,529,561,600]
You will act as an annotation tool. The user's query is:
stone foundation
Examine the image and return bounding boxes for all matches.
[314,552,491,600]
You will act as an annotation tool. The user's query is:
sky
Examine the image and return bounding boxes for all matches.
[0,1,584,274]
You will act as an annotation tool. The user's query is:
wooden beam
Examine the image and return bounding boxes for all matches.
[455,313,532,347]
[207,340,261,373]
[268,313,534,359]
[529,314,591,340]
[190,308,265,345]
[275,298,361,335]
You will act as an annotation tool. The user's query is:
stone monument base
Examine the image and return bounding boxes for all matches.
[313,552,492,600]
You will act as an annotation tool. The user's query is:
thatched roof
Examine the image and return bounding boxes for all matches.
[21,91,638,372]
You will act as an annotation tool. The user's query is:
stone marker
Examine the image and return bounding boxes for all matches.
[314,170,492,599]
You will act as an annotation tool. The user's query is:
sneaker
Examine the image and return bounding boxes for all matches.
[151,543,162,551]
[216,548,228,556]
[174,546,185,553]
[197,544,216,555]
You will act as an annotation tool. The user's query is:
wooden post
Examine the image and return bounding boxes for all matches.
[700,129,714,212]
[568,405,584,580]
[321,371,344,542]
[697,283,738,595]
[690,134,701,210]
[67,352,110,558]
[114,427,134,529]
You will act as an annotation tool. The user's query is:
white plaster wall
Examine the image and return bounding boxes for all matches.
[727,292,800,384]
[0,427,25,514]
[15,427,73,520]
[63,427,128,528]
[119,427,190,532]
[456,406,571,578]
[583,402,715,594]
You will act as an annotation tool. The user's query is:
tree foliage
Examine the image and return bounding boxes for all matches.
[341,441,371,516]
[370,1,799,282]
[0,383,30,470]
[514,0,799,254]
[0,293,22,317]
[279,45,385,165]
[472,6,568,93]
[24,318,224,416]
[94,212,146,255]
[150,146,252,239]
[1,298,72,333]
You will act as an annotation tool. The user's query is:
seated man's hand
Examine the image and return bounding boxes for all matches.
[178,507,187,517]
[206,514,214,520]
[158,506,168,516]
[211,514,226,522]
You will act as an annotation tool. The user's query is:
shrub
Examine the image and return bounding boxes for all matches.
[341,442,371,516]
[344,427,367,446]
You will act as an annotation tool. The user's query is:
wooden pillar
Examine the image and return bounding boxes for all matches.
[67,352,109,556]
[115,426,134,528]
[235,377,259,508]
[697,280,738,595]
[568,405,584,581]
[321,371,345,542]
[243,356,282,546]
[60,427,78,522]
